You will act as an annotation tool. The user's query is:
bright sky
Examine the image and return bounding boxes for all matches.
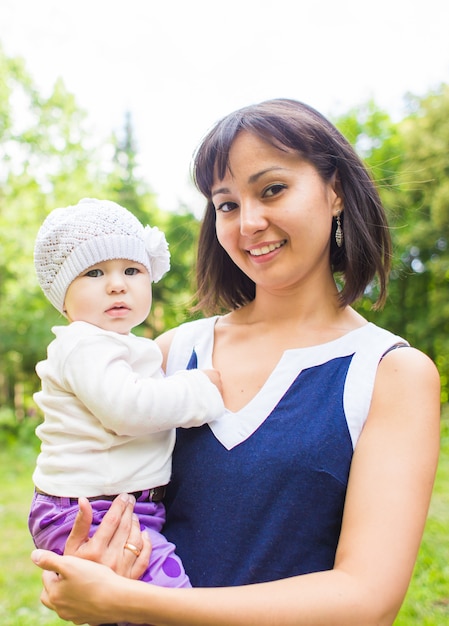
[1,0,448,214]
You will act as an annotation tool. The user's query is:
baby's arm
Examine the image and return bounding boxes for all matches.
[63,335,225,435]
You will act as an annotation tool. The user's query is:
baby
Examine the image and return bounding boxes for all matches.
[29,198,224,594]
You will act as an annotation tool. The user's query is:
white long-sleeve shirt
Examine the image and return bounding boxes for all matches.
[33,321,224,497]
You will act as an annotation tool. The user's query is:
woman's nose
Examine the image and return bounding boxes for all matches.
[239,201,269,236]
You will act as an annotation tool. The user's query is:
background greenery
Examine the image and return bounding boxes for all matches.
[1,43,448,624]
[2,46,449,417]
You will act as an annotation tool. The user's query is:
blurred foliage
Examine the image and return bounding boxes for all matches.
[0,43,448,429]
[0,42,201,420]
[334,86,449,402]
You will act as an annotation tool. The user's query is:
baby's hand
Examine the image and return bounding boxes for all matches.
[203,368,223,396]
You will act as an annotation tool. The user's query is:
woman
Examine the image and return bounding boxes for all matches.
[32,99,440,625]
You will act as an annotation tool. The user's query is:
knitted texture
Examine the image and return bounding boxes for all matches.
[34,198,170,313]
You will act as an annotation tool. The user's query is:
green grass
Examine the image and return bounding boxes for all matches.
[0,416,448,625]
[0,444,65,626]
[394,412,449,625]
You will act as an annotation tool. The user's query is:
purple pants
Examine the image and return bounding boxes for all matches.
[29,491,191,590]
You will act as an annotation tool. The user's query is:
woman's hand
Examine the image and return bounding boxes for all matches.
[32,549,125,625]
[31,493,152,623]
[64,493,151,579]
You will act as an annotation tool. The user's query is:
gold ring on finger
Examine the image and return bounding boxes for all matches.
[124,542,141,557]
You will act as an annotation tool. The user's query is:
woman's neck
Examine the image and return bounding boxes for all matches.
[230,282,358,329]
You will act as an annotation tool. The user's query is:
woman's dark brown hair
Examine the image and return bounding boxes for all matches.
[192,98,391,314]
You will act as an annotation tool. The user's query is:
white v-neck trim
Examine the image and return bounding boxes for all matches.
[208,324,371,449]
[167,317,407,451]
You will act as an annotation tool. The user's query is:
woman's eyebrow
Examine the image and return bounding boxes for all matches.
[212,167,290,196]
[211,186,230,198]
[247,166,288,184]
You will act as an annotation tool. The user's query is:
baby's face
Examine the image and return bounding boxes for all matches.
[64,258,152,334]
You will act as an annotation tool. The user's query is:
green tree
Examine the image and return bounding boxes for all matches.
[334,100,405,313]
[335,88,449,402]
[107,110,153,222]
[0,43,204,434]
[0,45,105,415]
[105,111,200,336]
[391,85,449,401]
[0,44,202,423]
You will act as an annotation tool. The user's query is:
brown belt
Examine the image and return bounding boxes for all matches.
[35,485,166,503]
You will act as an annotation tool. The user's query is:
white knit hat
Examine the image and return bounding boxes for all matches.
[34,198,170,313]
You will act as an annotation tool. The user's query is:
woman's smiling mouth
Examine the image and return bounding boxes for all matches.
[247,240,287,257]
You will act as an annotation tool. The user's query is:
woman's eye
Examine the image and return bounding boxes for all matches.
[124,267,140,275]
[216,201,238,213]
[263,183,286,198]
[85,268,103,277]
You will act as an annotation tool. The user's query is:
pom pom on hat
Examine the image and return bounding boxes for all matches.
[34,198,170,314]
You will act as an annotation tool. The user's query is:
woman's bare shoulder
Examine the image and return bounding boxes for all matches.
[378,345,440,388]
[370,345,440,431]
[155,327,178,371]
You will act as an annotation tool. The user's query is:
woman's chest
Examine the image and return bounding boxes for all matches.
[211,319,354,412]
[212,326,299,412]
[175,355,355,482]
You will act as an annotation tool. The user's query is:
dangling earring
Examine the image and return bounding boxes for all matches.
[335,210,343,248]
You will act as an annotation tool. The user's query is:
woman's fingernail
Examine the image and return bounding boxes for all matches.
[119,493,130,503]
[31,549,42,563]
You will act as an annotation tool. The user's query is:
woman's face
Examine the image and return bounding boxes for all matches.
[210,131,343,296]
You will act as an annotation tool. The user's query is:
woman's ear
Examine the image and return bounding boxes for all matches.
[330,171,344,214]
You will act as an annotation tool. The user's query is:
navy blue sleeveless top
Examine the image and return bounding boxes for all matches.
[163,317,406,587]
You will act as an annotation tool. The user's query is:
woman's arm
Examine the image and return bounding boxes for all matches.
[332,347,440,620]
[32,347,440,626]
[155,327,177,372]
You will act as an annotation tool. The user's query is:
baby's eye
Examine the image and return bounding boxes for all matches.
[263,183,287,198]
[216,201,238,213]
[85,268,103,278]
[124,267,140,275]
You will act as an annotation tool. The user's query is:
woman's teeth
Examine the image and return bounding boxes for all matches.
[249,241,285,256]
